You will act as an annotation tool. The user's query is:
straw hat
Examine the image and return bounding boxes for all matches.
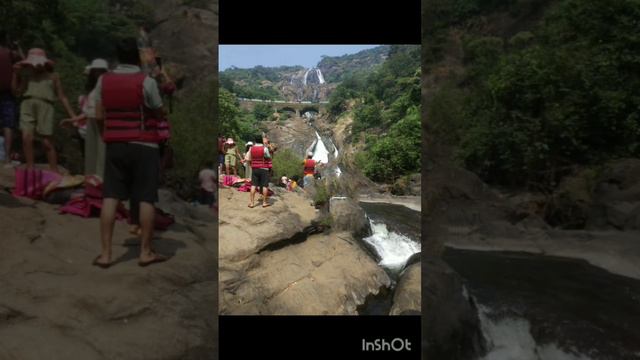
[20,48,54,67]
[84,58,109,75]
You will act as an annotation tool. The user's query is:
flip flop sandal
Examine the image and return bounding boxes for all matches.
[262,203,271,208]
[138,253,170,267]
[248,204,255,208]
[92,255,111,269]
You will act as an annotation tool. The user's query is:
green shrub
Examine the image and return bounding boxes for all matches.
[272,148,303,180]
[165,82,216,199]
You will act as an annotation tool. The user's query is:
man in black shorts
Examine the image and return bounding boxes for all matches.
[245,134,272,208]
[93,38,168,268]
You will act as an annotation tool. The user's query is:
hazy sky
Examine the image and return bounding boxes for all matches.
[219,45,380,70]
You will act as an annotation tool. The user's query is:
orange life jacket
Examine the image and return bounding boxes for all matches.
[101,73,169,143]
[303,159,316,175]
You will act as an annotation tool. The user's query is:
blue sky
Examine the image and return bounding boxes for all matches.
[219,45,380,70]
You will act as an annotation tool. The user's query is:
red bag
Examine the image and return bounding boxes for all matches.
[12,167,60,199]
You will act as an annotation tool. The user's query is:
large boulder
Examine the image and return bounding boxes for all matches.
[390,262,421,315]
[263,118,317,159]
[220,231,391,315]
[218,188,318,262]
[587,159,640,230]
[145,0,217,89]
[329,196,368,237]
[423,257,486,360]
[0,192,217,360]
[544,159,640,230]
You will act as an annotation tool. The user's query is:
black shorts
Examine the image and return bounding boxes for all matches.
[251,168,270,188]
[103,143,159,203]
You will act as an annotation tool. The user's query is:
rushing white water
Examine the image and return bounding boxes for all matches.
[362,219,420,271]
[478,305,593,360]
[312,131,329,164]
[303,67,326,85]
[316,68,325,84]
[303,68,312,86]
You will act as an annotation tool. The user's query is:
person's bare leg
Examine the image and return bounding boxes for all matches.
[22,131,34,169]
[249,185,256,207]
[3,128,12,163]
[97,198,119,265]
[138,201,156,262]
[42,136,58,173]
[262,186,269,207]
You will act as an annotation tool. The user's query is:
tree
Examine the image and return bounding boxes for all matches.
[253,103,273,121]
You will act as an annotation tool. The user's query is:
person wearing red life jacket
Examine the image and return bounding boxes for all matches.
[92,38,169,268]
[245,134,272,208]
[302,152,321,188]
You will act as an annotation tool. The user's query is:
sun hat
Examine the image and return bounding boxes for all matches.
[20,48,54,67]
[246,141,254,146]
[226,138,235,145]
[84,58,109,75]
[307,151,314,157]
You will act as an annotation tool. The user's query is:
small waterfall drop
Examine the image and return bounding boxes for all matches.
[362,219,421,272]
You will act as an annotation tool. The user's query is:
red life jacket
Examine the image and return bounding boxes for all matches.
[250,145,272,169]
[101,73,170,143]
[0,47,13,92]
[303,159,316,175]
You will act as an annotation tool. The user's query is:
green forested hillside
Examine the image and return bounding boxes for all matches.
[317,45,390,83]
[331,45,422,183]
[219,65,304,100]
[426,0,640,188]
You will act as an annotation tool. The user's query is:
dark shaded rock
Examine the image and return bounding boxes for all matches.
[423,257,486,360]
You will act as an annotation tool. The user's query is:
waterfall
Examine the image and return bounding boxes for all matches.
[362,219,421,272]
[303,68,312,86]
[303,67,325,86]
[312,131,329,164]
[316,68,325,84]
[477,305,592,360]
[312,130,343,177]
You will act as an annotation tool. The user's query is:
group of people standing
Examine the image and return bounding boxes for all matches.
[219,133,323,208]
[1,29,181,268]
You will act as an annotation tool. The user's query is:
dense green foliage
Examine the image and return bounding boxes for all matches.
[317,45,390,83]
[219,65,302,100]
[331,45,422,182]
[219,88,258,141]
[271,149,303,181]
[428,0,640,187]
[166,83,216,198]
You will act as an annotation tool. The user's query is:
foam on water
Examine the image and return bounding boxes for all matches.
[362,220,420,271]
[478,305,593,360]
